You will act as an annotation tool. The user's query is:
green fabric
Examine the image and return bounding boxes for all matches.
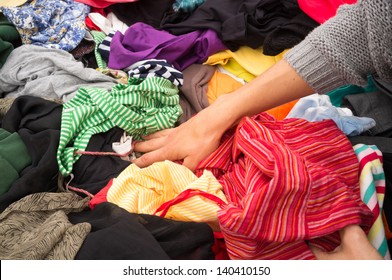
[0,12,20,69]
[57,76,182,177]
[0,129,32,194]
[0,37,13,68]
[0,13,20,42]
[90,30,107,69]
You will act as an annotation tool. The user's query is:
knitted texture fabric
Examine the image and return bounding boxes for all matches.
[284,0,392,95]
[57,76,182,177]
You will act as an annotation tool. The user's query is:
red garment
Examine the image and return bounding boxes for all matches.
[85,7,107,32]
[85,17,102,31]
[212,232,230,260]
[297,0,357,24]
[196,113,373,260]
[89,179,112,209]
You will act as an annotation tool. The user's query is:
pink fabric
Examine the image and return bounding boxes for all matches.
[75,0,139,9]
[297,0,357,24]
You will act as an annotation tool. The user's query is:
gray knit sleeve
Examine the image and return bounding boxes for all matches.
[284,0,392,95]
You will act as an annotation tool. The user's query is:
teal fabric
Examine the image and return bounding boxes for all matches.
[327,75,377,107]
[173,0,205,12]
[0,129,32,194]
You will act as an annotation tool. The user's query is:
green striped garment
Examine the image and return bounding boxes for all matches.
[90,30,107,69]
[57,76,182,177]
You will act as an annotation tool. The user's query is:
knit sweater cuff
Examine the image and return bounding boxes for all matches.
[284,40,346,95]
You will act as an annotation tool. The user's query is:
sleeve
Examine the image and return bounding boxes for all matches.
[284,0,392,95]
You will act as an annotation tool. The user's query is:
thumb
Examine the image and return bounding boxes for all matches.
[183,156,200,172]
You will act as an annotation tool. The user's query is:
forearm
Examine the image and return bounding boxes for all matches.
[212,59,314,130]
[284,0,392,93]
[133,57,313,170]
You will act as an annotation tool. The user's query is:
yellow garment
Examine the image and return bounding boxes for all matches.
[107,160,227,230]
[222,59,256,82]
[204,51,231,66]
[205,46,288,82]
[207,70,244,104]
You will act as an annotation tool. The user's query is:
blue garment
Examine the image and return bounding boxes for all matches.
[1,0,90,51]
[287,94,376,136]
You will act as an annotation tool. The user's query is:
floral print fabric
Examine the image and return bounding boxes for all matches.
[1,0,90,51]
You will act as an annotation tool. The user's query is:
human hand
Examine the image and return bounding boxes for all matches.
[132,98,235,171]
[132,59,314,170]
[309,225,383,260]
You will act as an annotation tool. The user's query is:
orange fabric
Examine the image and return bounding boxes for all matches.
[265,99,299,120]
[207,70,243,104]
[207,70,298,120]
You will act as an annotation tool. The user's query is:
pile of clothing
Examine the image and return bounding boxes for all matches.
[0,0,390,260]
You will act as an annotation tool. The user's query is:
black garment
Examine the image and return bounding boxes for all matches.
[70,127,131,195]
[0,95,130,209]
[69,202,215,260]
[341,76,392,137]
[342,91,392,137]
[262,12,319,56]
[0,96,61,212]
[160,0,303,51]
[108,0,175,29]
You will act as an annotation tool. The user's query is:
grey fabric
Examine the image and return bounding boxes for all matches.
[178,64,215,124]
[342,91,392,136]
[0,192,91,260]
[0,45,117,102]
[284,0,392,95]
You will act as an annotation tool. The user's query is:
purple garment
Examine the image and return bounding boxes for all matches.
[108,22,227,71]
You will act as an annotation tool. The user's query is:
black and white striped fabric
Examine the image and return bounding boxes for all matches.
[126,59,184,87]
[97,30,115,63]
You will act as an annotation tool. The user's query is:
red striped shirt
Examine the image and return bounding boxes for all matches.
[196,113,373,259]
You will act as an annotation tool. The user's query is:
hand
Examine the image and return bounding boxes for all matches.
[309,225,383,260]
[133,59,314,170]
[132,95,236,171]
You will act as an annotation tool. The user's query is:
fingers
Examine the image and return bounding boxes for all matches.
[134,151,201,172]
[132,148,168,168]
[134,136,166,153]
[309,244,341,260]
[141,128,172,140]
[134,128,174,153]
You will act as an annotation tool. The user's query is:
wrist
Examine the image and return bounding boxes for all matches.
[211,93,245,129]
